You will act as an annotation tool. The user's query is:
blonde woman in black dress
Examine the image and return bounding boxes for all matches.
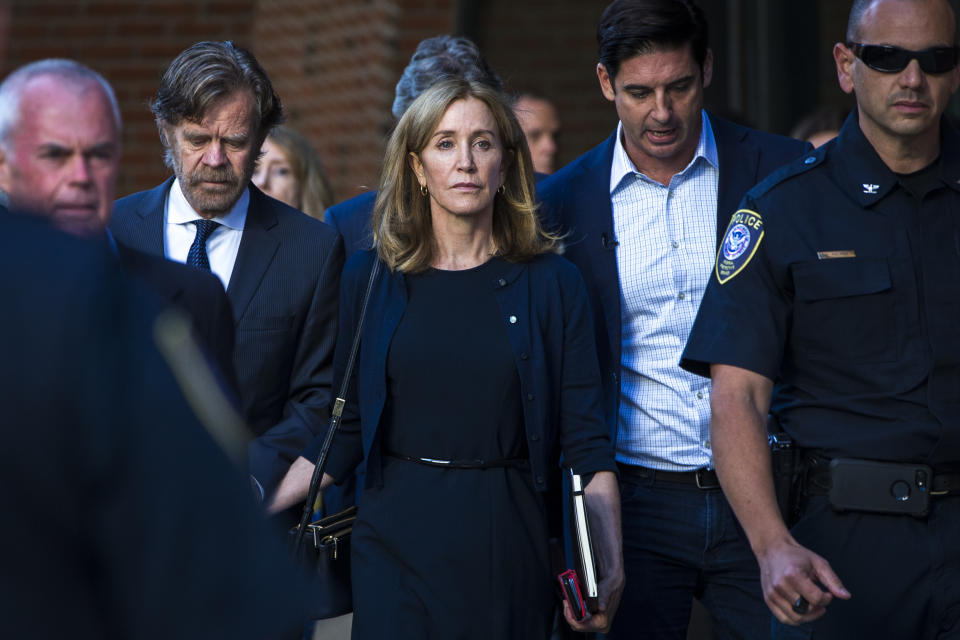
[284,78,623,638]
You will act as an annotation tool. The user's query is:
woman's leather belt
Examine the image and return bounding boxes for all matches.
[386,450,528,469]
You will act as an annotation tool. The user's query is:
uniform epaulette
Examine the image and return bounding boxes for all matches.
[746,146,828,200]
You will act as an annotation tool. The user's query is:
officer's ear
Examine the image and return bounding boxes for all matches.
[949,59,960,95]
[834,42,856,95]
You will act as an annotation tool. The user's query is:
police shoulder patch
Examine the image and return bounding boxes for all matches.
[716,209,764,284]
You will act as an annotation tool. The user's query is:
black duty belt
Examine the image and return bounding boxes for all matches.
[386,451,528,470]
[617,462,720,490]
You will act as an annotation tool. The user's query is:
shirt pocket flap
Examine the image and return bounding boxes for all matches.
[793,258,891,301]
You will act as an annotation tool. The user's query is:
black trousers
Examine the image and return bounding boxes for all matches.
[774,495,960,639]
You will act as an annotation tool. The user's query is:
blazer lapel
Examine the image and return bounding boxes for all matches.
[363,265,407,481]
[575,134,622,362]
[226,187,281,324]
[712,114,760,249]
[125,177,172,255]
[373,267,407,391]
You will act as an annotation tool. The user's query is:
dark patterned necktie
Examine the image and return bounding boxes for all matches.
[186,219,220,270]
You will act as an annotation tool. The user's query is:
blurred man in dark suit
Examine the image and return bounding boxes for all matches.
[0,208,312,639]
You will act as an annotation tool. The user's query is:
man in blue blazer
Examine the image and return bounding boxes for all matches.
[111,42,344,503]
[538,1,810,637]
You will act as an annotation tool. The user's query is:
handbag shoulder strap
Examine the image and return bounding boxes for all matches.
[295,257,381,539]
[330,257,381,423]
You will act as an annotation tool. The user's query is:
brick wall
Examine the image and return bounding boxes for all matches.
[1,0,855,205]
[1,0,460,203]
[817,0,856,114]
[4,0,256,198]
[251,0,456,205]
[474,0,615,168]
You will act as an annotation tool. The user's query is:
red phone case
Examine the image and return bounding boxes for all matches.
[558,569,588,621]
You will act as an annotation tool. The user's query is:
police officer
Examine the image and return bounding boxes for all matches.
[680,0,960,637]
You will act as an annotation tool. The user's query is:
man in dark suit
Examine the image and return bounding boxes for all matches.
[111,41,344,502]
[0,208,314,639]
[537,1,810,637]
[325,35,503,260]
[0,59,237,394]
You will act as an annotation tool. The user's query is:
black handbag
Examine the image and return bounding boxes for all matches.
[291,505,358,618]
[290,258,380,619]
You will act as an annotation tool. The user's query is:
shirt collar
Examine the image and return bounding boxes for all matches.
[833,110,960,206]
[167,178,250,231]
[832,111,899,206]
[609,109,718,194]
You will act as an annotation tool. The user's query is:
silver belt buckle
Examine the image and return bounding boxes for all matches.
[695,468,719,489]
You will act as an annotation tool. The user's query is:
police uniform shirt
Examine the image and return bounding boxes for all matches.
[680,112,960,471]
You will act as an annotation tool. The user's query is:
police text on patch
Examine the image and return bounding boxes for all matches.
[716,209,764,284]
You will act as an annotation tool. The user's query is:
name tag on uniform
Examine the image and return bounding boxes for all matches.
[816,250,856,260]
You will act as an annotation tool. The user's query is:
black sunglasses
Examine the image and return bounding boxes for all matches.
[848,42,960,74]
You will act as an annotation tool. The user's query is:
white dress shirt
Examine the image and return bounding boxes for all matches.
[164,179,248,289]
[610,111,718,471]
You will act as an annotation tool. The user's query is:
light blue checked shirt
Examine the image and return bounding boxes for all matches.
[610,111,717,471]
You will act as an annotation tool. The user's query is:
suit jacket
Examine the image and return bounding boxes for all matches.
[325,190,377,260]
[536,114,811,431]
[320,250,617,492]
[115,241,239,399]
[111,178,345,493]
[0,210,314,639]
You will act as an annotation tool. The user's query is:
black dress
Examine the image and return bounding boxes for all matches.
[350,258,555,639]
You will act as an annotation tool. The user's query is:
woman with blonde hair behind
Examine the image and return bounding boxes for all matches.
[276,78,624,638]
[253,126,333,218]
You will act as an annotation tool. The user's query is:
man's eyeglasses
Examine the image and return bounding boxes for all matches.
[847,42,960,74]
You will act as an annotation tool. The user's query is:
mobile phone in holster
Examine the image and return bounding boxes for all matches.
[828,458,931,517]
